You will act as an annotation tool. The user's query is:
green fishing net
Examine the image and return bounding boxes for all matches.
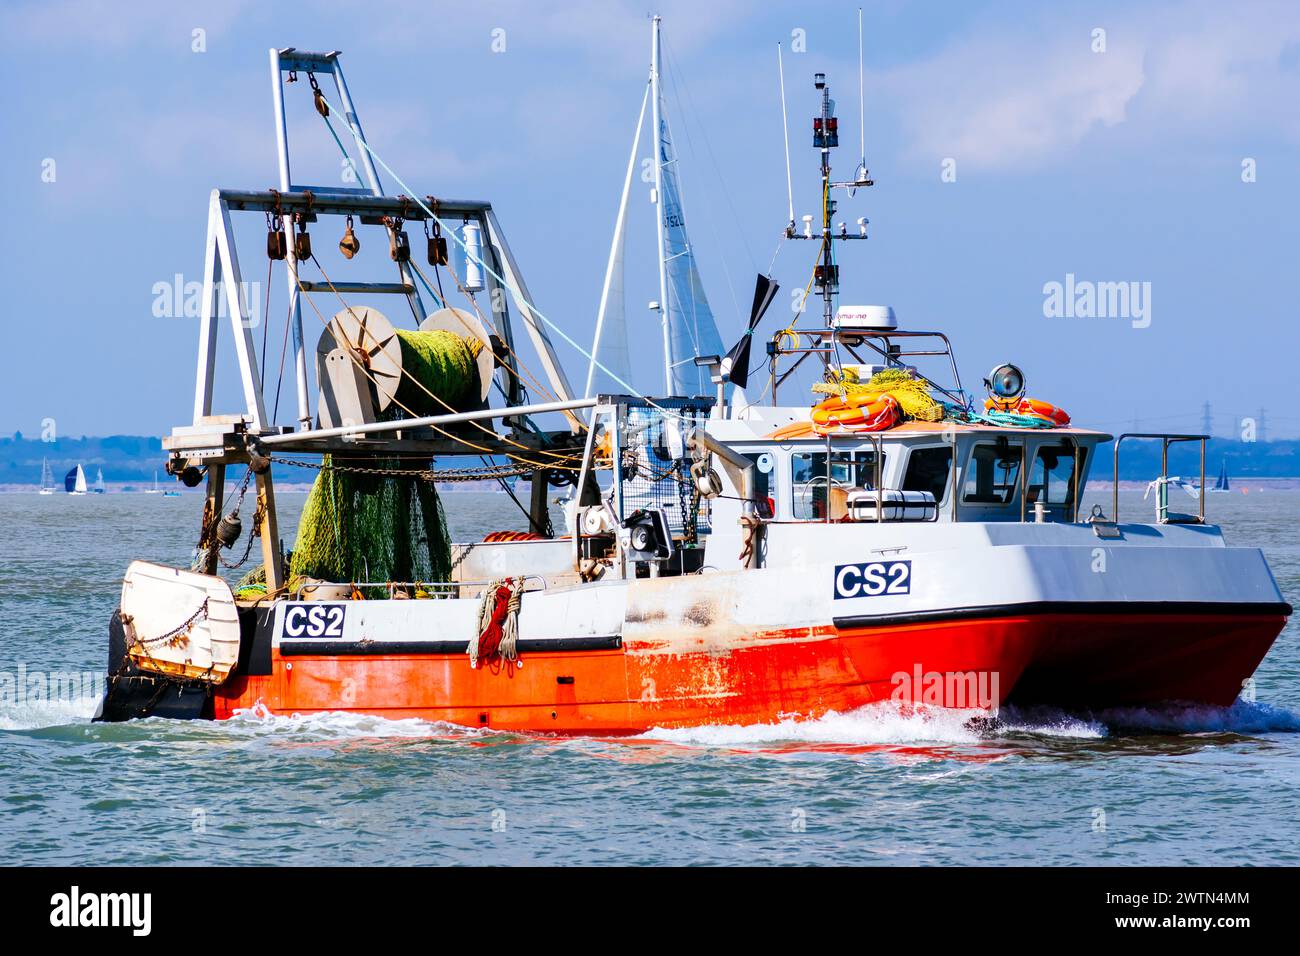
[288,459,451,586]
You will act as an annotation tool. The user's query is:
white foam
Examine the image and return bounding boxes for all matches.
[1088,699,1300,735]
[637,698,1300,750]
[996,706,1107,739]
[6,693,1294,744]
[0,693,100,731]
[223,705,495,741]
[638,702,999,747]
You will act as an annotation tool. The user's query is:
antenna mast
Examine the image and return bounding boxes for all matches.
[778,44,795,233]
[814,74,837,327]
[788,68,872,332]
[858,8,866,169]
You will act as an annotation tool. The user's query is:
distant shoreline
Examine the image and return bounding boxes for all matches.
[5,479,1300,494]
[1086,478,1300,491]
[0,481,516,494]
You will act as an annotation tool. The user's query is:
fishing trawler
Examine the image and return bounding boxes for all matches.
[98,24,1290,728]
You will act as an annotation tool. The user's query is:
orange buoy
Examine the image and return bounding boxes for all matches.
[811,393,901,435]
[985,396,1070,426]
[483,531,545,543]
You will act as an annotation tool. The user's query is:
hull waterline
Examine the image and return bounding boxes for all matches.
[100,604,1288,730]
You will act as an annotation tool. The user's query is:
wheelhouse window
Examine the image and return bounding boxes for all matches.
[962,440,1023,505]
[1027,442,1084,513]
[740,452,775,519]
[791,450,885,520]
[902,446,953,503]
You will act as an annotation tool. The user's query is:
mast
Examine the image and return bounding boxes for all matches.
[586,85,650,399]
[650,15,672,395]
[774,63,872,402]
[815,74,837,328]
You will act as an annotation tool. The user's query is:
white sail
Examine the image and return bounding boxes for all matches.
[591,18,727,400]
[93,468,106,494]
[651,17,726,397]
[1212,461,1230,492]
[67,464,87,494]
[586,86,649,399]
[40,457,56,494]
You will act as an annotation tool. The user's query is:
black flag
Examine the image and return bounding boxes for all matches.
[721,274,780,389]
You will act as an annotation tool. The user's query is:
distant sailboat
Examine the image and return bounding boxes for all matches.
[1210,460,1231,493]
[587,16,726,399]
[65,464,87,495]
[92,468,107,494]
[144,470,162,494]
[39,458,56,495]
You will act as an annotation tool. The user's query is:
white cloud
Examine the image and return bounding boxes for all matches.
[865,0,1300,171]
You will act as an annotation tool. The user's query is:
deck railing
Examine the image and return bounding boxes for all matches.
[1111,433,1208,524]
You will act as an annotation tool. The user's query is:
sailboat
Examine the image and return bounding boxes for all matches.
[148,468,183,496]
[1210,460,1231,493]
[39,458,56,495]
[586,15,726,400]
[65,464,87,495]
[92,468,106,494]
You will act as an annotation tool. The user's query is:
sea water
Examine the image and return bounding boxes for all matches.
[1,489,1296,865]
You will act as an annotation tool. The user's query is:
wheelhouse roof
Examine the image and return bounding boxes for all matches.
[755,419,1113,443]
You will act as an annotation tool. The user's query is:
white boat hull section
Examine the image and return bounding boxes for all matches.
[120,561,241,681]
[274,581,628,649]
[270,524,1283,654]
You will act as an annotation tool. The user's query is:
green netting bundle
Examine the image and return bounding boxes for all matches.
[288,459,451,586]
[394,328,480,416]
[287,329,480,588]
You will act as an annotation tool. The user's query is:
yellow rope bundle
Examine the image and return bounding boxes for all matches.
[813,367,944,421]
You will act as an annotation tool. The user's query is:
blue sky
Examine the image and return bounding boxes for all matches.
[2,0,1299,439]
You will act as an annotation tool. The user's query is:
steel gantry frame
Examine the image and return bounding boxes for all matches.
[189,48,576,441]
[174,48,587,595]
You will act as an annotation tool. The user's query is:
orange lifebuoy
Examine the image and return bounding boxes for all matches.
[985,396,1070,426]
[483,531,545,543]
[811,393,901,435]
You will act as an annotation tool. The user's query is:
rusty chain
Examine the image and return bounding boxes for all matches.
[267,455,540,483]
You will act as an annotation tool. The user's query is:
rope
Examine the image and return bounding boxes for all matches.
[309,87,715,428]
[969,410,1059,429]
[813,367,944,421]
[469,577,524,669]
[301,255,583,471]
[408,256,566,411]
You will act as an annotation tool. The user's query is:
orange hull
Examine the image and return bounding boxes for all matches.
[204,608,1287,731]
[211,617,1038,732]
[101,600,1286,728]
[1008,611,1286,707]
